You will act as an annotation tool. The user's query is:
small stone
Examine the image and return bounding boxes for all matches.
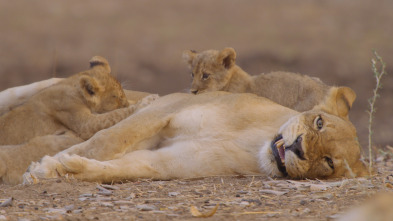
[302,208,311,215]
[136,204,157,211]
[73,209,83,214]
[300,200,307,205]
[168,192,180,197]
[100,202,114,207]
[239,201,249,206]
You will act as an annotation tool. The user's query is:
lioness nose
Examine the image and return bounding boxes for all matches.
[288,135,305,160]
[190,89,198,95]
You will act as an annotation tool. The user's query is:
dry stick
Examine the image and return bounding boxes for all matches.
[368,50,387,175]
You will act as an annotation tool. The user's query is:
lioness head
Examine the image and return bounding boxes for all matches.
[77,56,129,113]
[259,88,368,179]
[271,111,367,179]
[183,48,237,94]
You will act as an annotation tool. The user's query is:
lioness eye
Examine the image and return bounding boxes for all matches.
[315,116,323,130]
[325,157,334,169]
[202,73,210,80]
[191,72,194,78]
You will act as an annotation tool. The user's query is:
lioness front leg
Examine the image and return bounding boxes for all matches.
[25,110,172,182]
[50,142,259,183]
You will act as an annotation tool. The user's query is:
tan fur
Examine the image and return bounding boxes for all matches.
[0,132,83,184]
[183,48,356,113]
[0,78,64,116]
[0,78,152,111]
[0,56,157,184]
[25,90,367,184]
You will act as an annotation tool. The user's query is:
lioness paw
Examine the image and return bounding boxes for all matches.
[59,154,87,174]
[23,155,64,184]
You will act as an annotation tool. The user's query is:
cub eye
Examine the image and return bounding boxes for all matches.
[202,73,210,80]
[191,72,194,78]
[324,156,334,169]
[315,116,323,130]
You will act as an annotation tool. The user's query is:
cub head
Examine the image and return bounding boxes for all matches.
[183,48,237,94]
[78,56,129,113]
[260,87,368,179]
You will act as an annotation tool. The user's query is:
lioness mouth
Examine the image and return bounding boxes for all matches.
[271,135,288,176]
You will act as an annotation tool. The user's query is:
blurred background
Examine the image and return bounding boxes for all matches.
[0,0,392,152]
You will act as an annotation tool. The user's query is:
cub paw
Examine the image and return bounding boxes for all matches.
[136,94,159,109]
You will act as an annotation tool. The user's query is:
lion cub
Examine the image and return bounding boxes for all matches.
[183,48,356,113]
[0,56,156,184]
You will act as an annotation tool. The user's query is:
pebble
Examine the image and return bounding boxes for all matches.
[136,204,157,211]
[302,208,311,215]
[239,201,249,206]
[168,192,180,197]
[259,189,288,196]
[99,202,114,207]
[0,215,6,220]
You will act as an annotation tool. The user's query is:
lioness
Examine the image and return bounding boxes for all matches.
[25,89,367,184]
[0,56,156,184]
[0,78,63,116]
[183,48,356,113]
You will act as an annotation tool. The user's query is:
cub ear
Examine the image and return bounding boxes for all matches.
[217,47,236,69]
[89,56,111,73]
[317,86,356,119]
[80,75,100,97]
[182,50,197,67]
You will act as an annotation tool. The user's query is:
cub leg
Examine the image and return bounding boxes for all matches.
[0,131,82,185]
[59,94,159,140]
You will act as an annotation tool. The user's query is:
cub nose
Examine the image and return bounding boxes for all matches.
[190,89,198,95]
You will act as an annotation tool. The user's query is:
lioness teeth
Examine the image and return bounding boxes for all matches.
[275,139,285,163]
[275,139,285,149]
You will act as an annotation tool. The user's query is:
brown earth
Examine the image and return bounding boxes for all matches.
[0,1,392,220]
[1,157,393,220]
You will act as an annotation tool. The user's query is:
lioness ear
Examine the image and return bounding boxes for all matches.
[89,56,111,73]
[334,87,356,119]
[182,50,197,68]
[317,86,356,119]
[80,76,100,97]
[217,47,236,69]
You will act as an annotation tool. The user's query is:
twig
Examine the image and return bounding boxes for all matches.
[368,50,387,175]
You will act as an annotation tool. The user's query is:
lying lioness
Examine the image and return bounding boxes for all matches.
[25,88,367,183]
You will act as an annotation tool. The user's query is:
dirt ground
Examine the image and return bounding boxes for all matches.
[1,156,393,220]
[0,1,392,220]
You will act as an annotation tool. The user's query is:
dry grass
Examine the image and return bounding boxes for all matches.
[368,51,388,174]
